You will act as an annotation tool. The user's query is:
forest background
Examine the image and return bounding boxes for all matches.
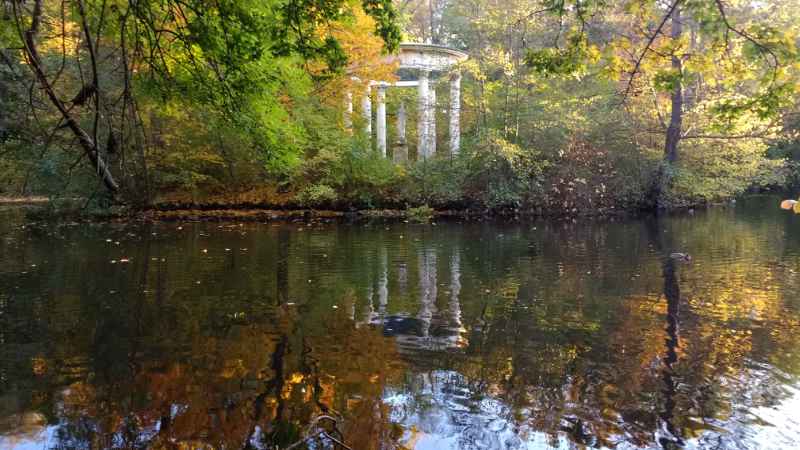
[1,0,800,214]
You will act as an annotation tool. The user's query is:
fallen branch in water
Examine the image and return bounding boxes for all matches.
[0,196,50,204]
[283,415,353,450]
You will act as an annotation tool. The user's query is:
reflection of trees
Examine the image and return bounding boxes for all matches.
[384,213,800,448]
[650,215,684,447]
[1,223,410,449]
[276,228,290,306]
[3,206,800,449]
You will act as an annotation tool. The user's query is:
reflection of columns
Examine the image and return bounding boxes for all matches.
[362,85,372,135]
[417,70,431,159]
[394,102,408,164]
[449,72,461,154]
[449,249,462,329]
[344,91,353,131]
[361,286,374,326]
[429,83,436,155]
[418,248,437,338]
[378,247,389,317]
[397,263,408,297]
[449,248,466,346]
[376,85,387,156]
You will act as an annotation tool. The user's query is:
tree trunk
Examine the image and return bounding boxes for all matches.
[649,4,683,209]
[664,6,683,164]
[17,0,120,194]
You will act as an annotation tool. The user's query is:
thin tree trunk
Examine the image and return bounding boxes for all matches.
[664,6,683,164]
[649,5,683,209]
[16,0,120,194]
[428,0,435,43]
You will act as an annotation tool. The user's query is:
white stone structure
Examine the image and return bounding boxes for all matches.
[361,85,372,135]
[344,43,468,160]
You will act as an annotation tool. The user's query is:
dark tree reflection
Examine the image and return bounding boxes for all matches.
[2,200,800,449]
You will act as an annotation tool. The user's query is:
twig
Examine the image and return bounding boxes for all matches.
[620,0,682,104]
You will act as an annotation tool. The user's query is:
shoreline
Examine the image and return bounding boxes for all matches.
[1,195,755,223]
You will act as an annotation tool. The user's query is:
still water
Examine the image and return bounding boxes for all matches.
[2,197,800,450]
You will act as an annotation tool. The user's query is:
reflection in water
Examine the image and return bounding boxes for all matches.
[2,198,800,449]
[660,257,683,448]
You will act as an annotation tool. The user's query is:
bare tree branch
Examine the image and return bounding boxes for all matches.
[620,0,681,104]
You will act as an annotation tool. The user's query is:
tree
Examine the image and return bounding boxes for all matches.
[522,0,798,206]
[2,0,401,201]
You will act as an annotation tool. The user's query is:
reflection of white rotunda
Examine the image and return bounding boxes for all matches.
[359,248,466,357]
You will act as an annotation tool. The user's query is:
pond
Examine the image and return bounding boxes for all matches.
[2,197,800,450]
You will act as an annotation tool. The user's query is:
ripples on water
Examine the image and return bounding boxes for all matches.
[1,197,800,449]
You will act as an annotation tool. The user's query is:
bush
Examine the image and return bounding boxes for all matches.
[401,156,469,207]
[539,137,655,213]
[664,139,786,206]
[460,131,548,209]
[407,204,435,222]
[296,183,338,207]
[293,134,401,208]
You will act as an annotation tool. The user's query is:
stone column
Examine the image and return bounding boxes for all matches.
[394,102,408,164]
[449,72,461,154]
[344,91,353,131]
[376,84,387,156]
[362,85,372,136]
[429,83,437,155]
[417,70,430,159]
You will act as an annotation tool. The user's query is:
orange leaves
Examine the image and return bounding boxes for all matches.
[313,8,399,105]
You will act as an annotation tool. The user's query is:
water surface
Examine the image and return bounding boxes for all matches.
[2,197,800,449]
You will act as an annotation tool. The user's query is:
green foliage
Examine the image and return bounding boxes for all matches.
[664,139,787,206]
[525,33,595,77]
[460,131,547,209]
[296,183,339,207]
[403,156,469,207]
[293,134,400,207]
[406,204,435,221]
[712,83,798,126]
[653,69,683,93]
[2,0,799,213]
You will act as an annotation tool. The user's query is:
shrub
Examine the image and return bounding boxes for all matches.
[539,137,654,214]
[460,130,548,209]
[293,134,400,208]
[407,204,435,222]
[402,156,469,207]
[296,183,339,207]
[664,139,786,206]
